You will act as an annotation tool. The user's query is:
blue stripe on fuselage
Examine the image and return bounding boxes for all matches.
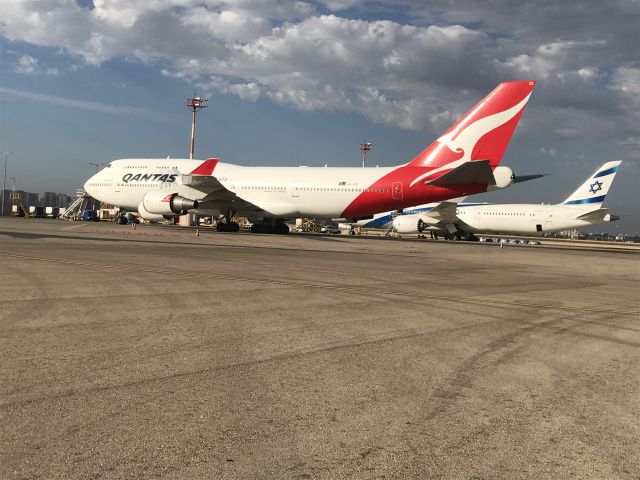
[360,203,486,228]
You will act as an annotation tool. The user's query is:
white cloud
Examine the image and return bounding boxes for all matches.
[0,0,638,152]
[14,55,59,76]
[0,86,172,121]
[611,67,640,96]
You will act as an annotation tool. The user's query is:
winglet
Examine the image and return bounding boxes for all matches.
[190,158,219,175]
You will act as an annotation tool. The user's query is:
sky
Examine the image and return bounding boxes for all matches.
[1,0,639,233]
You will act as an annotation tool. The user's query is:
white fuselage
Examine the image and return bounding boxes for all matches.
[452,203,614,233]
[365,202,616,234]
[85,158,394,218]
[84,158,501,221]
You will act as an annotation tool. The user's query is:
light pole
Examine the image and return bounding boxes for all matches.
[186,96,208,160]
[1,152,14,216]
[360,143,373,168]
[9,177,16,215]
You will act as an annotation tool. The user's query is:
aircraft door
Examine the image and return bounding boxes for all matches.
[392,182,403,200]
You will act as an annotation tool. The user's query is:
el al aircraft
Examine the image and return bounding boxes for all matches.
[84,81,536,234]
[363,161,621,238]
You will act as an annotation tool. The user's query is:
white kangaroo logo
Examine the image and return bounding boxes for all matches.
[410,92,532,188]
[436,92,531,162]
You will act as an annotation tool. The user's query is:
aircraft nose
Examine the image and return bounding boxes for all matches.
[84,174,96,197]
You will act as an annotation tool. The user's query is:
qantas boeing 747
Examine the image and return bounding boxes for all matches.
[84,81,536,233]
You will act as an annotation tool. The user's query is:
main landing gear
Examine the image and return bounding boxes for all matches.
[216,221,240,232]
[442,231,479,241]
[250,220,290,234]
[215,211,241,232]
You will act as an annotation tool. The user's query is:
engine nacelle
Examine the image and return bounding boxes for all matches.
[392,215,426,234]
[137,202,173,222]
[487,166,514,191]
[141,190,199,215]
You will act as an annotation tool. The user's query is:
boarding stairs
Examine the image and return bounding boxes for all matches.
[60,190,90,221]
[9,191,32,218]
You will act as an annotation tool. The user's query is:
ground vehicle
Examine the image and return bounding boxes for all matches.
[82,210,100,221]
[320,225,341,234]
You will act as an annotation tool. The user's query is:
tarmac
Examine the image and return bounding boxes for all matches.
[0,217,638,479]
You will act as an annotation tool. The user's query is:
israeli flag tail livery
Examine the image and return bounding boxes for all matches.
[561,161,622,207]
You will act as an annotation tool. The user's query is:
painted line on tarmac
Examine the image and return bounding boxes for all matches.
[1,251,638,317]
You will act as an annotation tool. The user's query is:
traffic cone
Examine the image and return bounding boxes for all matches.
[196,229,200,237]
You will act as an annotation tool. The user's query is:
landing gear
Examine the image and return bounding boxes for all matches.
[249,220,290,234]
[216,221,240,232]
[274,222,290,235]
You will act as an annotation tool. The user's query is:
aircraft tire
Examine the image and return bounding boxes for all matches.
[275,223,290,234]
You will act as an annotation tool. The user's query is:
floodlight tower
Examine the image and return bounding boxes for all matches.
[360,142,373,168]
[1,152,14,216]
[9,176,16,214]
[186,95,208,161]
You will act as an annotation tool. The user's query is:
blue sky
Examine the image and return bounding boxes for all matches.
[1,0,638,233]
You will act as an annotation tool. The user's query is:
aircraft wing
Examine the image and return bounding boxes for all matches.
[422,201,459,222]
[180,159,266,215]
[182,173,226,192]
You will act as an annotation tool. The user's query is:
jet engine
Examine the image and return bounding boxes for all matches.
[141,190,199,215]
[137,201,173,222]
[488,166,514,190]
[392,215,426,234]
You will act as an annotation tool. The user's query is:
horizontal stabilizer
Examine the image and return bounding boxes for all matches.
[426,160,494,187]
[575,208,610,221]
[514,174,546,184]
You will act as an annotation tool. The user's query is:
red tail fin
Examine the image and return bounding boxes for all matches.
[409,81,535,168]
